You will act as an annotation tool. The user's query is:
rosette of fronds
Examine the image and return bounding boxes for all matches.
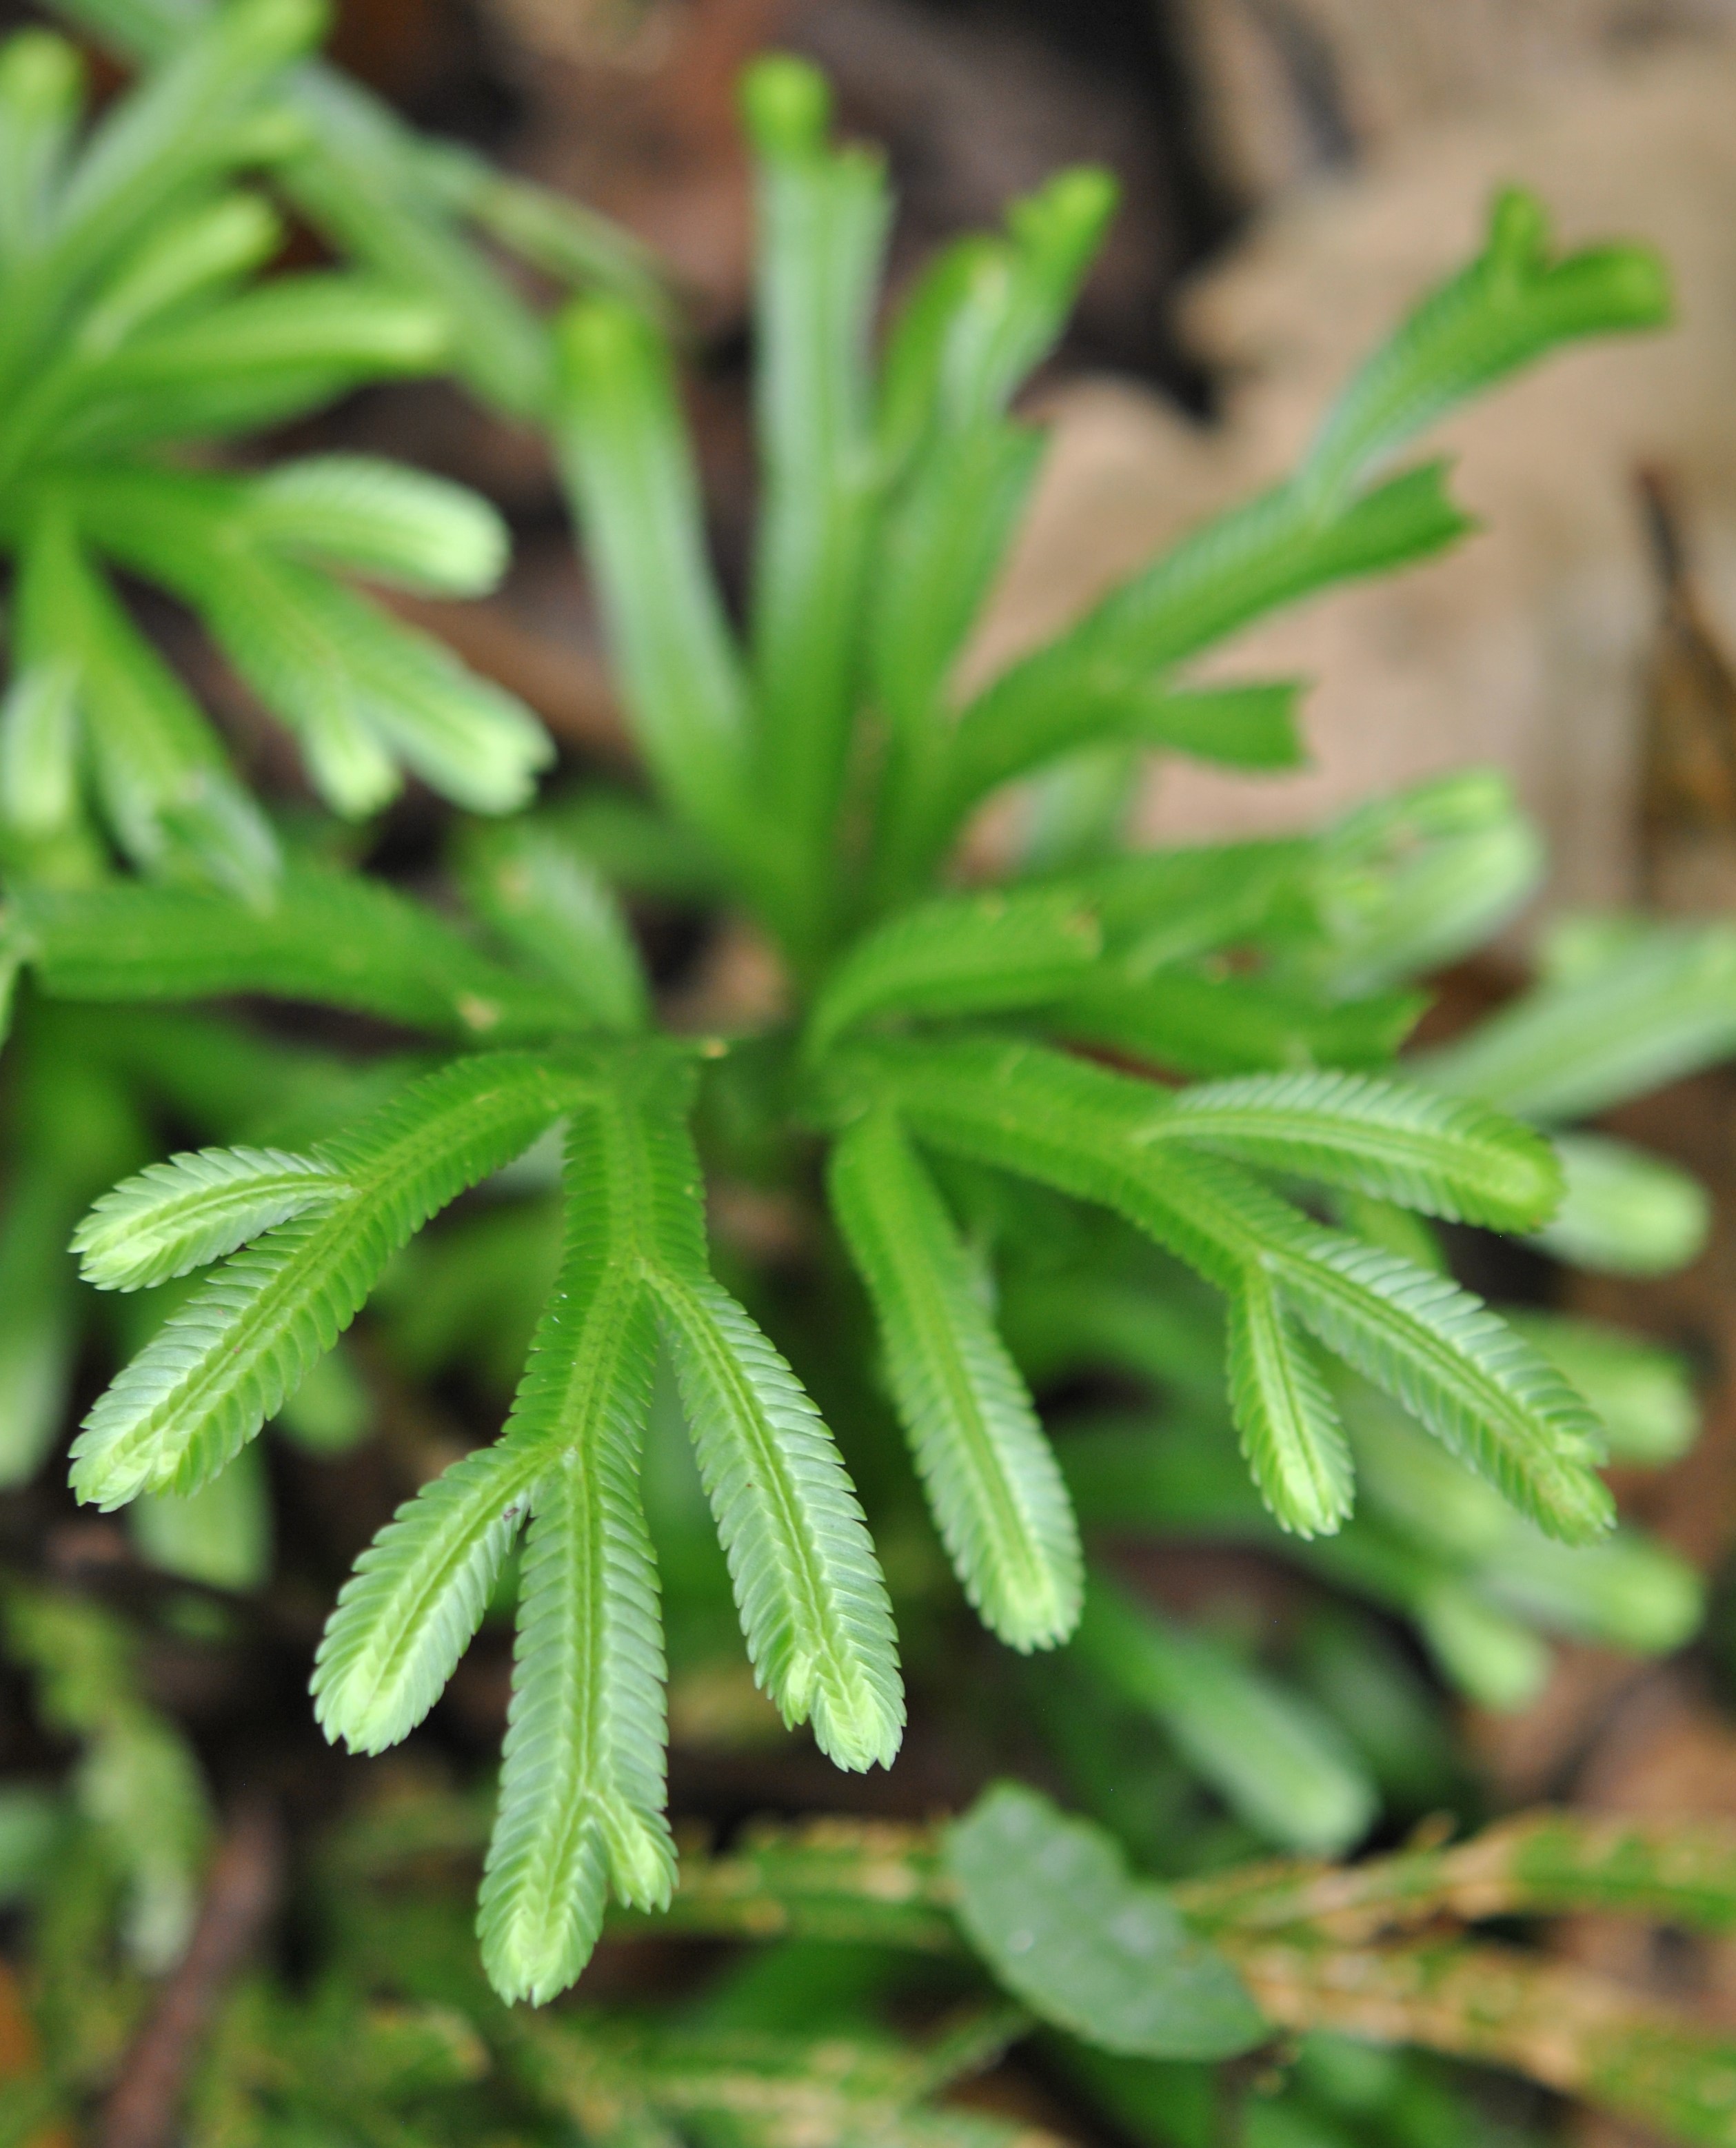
[35,54,1677,2007]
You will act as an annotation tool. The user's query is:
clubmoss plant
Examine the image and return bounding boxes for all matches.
[10,41,1728,2085]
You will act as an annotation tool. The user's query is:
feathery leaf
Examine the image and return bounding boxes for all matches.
[312,1438,544,1757]
[477,1098,677,2002]
[655,1264,903,1772]
[1225,1268,1353,1537]
[829,1104,1080,1648]
[73,1144,346,1291]
[1155,1068,1563,1230]
[70,1053,578,1508]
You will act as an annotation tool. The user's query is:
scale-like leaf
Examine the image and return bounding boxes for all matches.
[1155,1068,1562,1230]
[73,1144,345,1290]
[1225,1269,1353,1537]
[655,1266,903,1773]
[829,1105,1080,1649]
[16,862,589,1041]
[312,1439,545,1756]
[806,888,1102,1059]
[947,1781,1264,2059]
[70,1053,578,1508]
[243,454,509,595]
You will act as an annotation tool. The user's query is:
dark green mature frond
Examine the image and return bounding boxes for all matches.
[71,1053,579,1507]
[554,298,755,880]
[14,863,592,1041]
[1156,1068,1563,1230]
[805,887,1102,1060]
[828,1104,1081,1649]
[72,1145,345,1291]
[740,57,889,951]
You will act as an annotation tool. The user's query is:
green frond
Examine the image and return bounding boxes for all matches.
[476,1098,677,2002]
[0,31,83,266]
[920,464,1467,880]
[70,1053,578,1508]
[0,660,80,839]
[1531,1131,1710,1278]
[1072,1577,1377,1856]
[1155,1068,1563,1230]
[1302,768,1543,997]
[461,820,649,1034]
[1269,1213,1613,1544]
[1224,1269,1353,1537]
[805,888,1102,1060]
[1415,918,1736,1124]
[479,1420,674,2005]
[554,298,753,871]
[838,1035,1612,1542]
[73,190,281,356]
[654,1266,903,1772]
[1301,188,1669,509]
[14,503,278,898]
[829,1105,1080,1650]
[876,163,1115,474]
[740,54,889,940]
[72,1144,345,1291]
[243,454,510,595]
[1055,966,1424,1078]
[312,1437,545,1756]
[16,861,591,1041]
